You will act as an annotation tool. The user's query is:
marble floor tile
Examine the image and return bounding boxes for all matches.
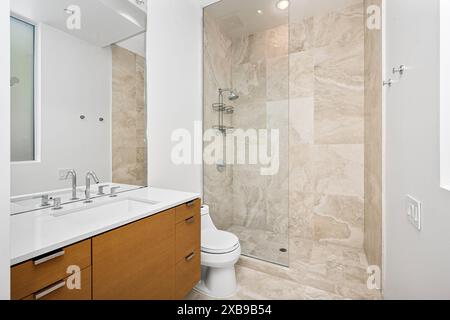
[187,239,381,300]
[226,225,289,266]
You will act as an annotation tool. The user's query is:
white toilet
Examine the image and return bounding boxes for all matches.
[194,205,241,298]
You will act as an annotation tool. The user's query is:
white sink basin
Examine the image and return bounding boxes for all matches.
[51,198,159,217]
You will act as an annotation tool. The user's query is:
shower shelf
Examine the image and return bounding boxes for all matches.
[212,103,234,114]
[212,88,238,137]
[212,125,234,133]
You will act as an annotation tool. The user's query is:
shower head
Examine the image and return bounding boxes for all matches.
[228,90,239,101]
[219,88,239,101]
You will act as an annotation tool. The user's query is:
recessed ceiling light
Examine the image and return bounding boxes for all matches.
[276,0,290,10]
[257,10,264,15]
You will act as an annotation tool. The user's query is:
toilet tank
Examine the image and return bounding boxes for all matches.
[201,205,217,231]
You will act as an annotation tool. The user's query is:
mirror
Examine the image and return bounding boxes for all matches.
[10,0,148,214]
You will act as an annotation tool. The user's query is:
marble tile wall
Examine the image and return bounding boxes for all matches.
[204,1,366,266]
[203,13,234,230]
[227,1,365,249]
[289,0,365,249]
[112,45,147,186]
[363,0,383,268]
[231,23,290,237]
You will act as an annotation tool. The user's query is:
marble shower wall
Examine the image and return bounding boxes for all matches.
[289,0,365,249]
[112,45,147,186]
[204,0,366,252]
[203,13,234,230]
[231,23,290,235]
[364,0,383,267]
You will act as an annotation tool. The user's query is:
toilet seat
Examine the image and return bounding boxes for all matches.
[201,229,240,254]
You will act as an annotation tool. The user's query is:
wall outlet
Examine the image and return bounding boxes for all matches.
[406,195,422,231]
[58,169,71,181]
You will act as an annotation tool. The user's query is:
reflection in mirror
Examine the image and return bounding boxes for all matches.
[10,0,148,215]
[10,16,35,162]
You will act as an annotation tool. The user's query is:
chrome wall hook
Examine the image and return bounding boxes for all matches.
[383,79,398,87]
[393,65,407,75]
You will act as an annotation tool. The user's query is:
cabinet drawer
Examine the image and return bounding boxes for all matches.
[11,239,91,300]
[176,210,200,263]
[175,249,201,300]
[23,267,92,300]
[175,199,201,224]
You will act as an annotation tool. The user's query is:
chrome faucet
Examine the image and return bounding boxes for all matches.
[65,169,79,200]
[84,171,100,203]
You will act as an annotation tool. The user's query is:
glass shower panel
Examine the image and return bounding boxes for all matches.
[203,0,289,266]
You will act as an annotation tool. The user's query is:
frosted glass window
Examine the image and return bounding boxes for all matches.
[10,17,35,162]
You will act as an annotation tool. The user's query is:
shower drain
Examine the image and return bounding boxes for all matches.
[279,248,288,253]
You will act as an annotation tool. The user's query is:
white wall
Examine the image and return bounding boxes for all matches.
[385,0,450,299]
[440,0,450,190]
[0,0,11,300]
[10,21,112,196]
[147,0,203,194]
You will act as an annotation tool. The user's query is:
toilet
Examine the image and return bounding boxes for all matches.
[194,205,241,298]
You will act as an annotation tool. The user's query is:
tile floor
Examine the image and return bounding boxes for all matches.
[226,225,289,266]
[187,238,382,300]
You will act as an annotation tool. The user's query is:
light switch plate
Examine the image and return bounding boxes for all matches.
[406,195,422,231]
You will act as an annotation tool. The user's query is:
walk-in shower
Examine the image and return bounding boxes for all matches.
[203,0,290,266]
[204,0,376,268]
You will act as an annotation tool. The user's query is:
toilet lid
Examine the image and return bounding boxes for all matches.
[201,230,240,254]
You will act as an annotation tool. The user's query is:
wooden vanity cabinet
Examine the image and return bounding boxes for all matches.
[11,199,201,300]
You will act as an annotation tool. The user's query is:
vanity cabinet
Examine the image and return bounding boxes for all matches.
[11,239,91,300]
[10,199,201,300]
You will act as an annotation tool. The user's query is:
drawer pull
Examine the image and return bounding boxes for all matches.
[185,252,195,262]
[33,250,65,266]
[186,201,195,208]
[185,216,195,224]
[34,281,66,300]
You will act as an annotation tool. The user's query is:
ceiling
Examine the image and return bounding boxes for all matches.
[11,0,146,47]
[117,32,146,57]
[205,0,361,38]
[128,0,147,13]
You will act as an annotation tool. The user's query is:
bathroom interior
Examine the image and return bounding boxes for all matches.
[4,0,447,302]
[5,0,382,300]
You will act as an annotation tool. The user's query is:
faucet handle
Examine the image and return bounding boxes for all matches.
[97,185,110,195]
[110,186,121,197]
[33,194,51,207]
[52,197,63,210]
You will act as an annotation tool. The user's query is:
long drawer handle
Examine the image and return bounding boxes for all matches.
[185,252,195,262]
[33,250,65,266]
[186,201,195,208]
[34,281,66,300]
[185,216,195,224]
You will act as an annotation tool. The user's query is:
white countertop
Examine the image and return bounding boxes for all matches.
[10,187,200,266]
